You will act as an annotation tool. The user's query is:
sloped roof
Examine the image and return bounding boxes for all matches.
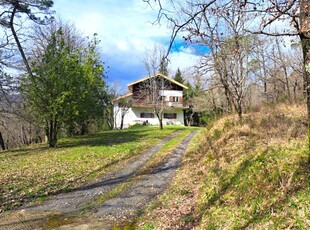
[112,92,133,102]
[127,73,188,89]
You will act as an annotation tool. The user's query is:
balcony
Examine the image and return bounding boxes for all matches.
[130,99,189,109]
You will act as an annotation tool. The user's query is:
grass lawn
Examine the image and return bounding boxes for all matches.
[0,126,189,213]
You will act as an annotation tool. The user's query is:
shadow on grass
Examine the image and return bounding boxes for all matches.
[5,128,174,158]
[198,147,309,228]
[239,159,309,229]
[59,129,154,148]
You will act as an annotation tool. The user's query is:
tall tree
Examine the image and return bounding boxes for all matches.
[65,35,107,135]
[0,0,54,75]
[143,45,169,129]
[23,23,106,147]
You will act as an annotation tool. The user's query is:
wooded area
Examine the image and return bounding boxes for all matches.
[0,1,108,149]
[0,0,309,153]
[145,0,310,159]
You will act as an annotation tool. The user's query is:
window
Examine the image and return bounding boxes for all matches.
[170,96,179,102]
[140,112,154,118]
[164,113,177,119]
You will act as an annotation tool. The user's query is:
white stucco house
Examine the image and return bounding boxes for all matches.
[113,73,189,129]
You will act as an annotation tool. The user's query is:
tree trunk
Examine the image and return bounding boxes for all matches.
[9,7,33,77]
[300,0,310,162]
[120,115,124,129]
[0,131,5,150]
[159,118,163,129]
[301,40,310,162]
[237,101,243,122]
[46,117,58,147]
[80,122,88,135]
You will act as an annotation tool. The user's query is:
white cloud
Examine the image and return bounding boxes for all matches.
[53,0,197,87]
[116,40,129,51]
[169,51,199,75]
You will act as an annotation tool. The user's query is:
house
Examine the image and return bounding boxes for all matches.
[113,73,189,129]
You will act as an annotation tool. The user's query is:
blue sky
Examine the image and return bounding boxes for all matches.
[53,0,200,90]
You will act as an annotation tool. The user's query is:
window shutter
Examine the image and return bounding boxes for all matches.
[179,96,183,102]
[169,96,173,102]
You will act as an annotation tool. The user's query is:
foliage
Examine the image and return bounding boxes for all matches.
[173,68,184,84]
[128,124,148,129]
[0,0,53,24]
[65,36,107,135]
[23,26,106,147]
[146,0,310,158]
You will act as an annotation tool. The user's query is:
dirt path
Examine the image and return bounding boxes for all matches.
[0,130,197,230]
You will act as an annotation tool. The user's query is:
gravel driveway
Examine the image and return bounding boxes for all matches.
[0,130,197,230]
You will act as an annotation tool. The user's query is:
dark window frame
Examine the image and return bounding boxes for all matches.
[140,112,155,118]
[164,113,177,119]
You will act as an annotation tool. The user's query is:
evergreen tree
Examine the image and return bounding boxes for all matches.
[173,68,184,84]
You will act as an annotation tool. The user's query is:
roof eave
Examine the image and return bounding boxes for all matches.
[127,73,188,89]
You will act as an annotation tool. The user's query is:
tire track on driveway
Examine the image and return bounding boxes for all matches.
[93,130,198,223]
[0,129,198,230]
[23,130,184,213]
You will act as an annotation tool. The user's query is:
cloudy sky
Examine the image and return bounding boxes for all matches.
[53,0,199,89]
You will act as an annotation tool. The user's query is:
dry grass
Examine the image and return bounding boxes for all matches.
[137,128,205,230]
[137,103,309,229]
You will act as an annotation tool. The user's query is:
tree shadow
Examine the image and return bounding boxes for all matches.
[239,159,309,228]
[5,128,166,158]
[58,129,158,148]
[197,148,309,228]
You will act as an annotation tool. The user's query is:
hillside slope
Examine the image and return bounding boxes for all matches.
[138,104,309,229]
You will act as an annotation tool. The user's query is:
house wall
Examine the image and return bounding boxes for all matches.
[159,90,183,101]
[113,103,185,129]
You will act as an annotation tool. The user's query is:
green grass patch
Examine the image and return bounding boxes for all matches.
[0,126,186,212]
[197,113,309,229]
[138,128,198,174]
[199,142,309,229]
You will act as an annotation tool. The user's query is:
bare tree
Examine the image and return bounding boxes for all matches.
[142,44,169,129]
[116,98,132,130]
[145,0,310,159]
[190,3,255,120]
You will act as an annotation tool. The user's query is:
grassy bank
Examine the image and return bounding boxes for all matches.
[138,103,309,229]
[0,126,187,213]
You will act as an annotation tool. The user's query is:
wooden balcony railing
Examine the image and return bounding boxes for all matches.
[130,99,189,108]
